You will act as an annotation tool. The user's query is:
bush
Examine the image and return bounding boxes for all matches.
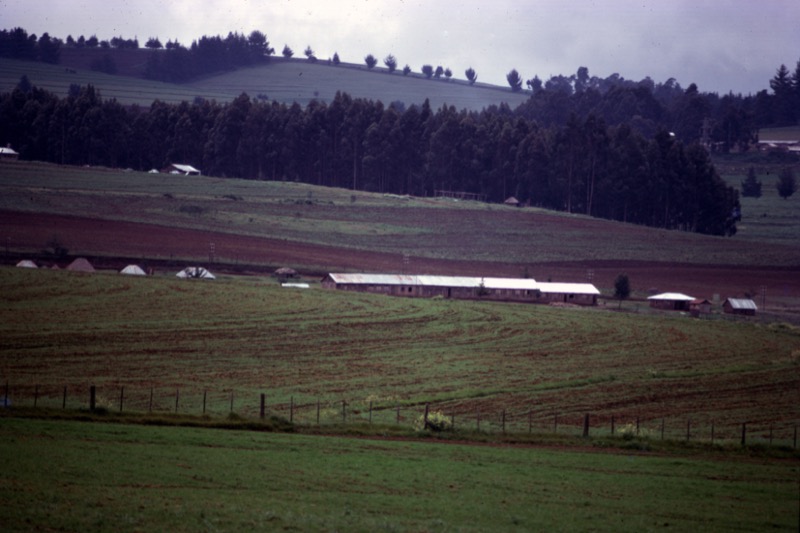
[414,410,452,432]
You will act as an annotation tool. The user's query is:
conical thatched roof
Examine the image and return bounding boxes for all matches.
[16,259,38,268]
[176,266,215,280]
[120,264,146,276]
[66,257,95,273]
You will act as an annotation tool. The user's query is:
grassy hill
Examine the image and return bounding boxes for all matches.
[0,52,530,110]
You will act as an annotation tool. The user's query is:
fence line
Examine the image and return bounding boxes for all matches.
[2,382,798,449]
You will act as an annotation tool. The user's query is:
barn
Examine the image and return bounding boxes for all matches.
[321,273,600,306]
[690,298,713,317]
[723,298,757,316]
[647,292,695,311]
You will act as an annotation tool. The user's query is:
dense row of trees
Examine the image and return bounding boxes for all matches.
[0,83,739,235]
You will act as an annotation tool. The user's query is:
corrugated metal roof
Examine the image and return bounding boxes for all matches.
[725,298,757,310]
[536,282,600,295]
[326,273,604,293]
[648,292,695,301]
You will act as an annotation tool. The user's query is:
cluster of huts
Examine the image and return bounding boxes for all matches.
[15,258,215,279]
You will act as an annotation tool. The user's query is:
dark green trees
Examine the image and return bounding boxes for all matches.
[776,167,797,199]
[741,167,762,198]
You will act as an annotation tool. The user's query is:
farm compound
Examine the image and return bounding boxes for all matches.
[321,273,600,305]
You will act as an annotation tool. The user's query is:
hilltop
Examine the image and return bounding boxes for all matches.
[1,48,530,110]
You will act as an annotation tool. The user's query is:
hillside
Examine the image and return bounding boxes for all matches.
[0,51,531,110]
[1,161,799,308]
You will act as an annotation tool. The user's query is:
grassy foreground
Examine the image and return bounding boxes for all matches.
[0,417,797,532]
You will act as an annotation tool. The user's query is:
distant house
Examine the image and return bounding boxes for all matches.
[690,298,713,317]
[161,163,201,175]
[648,292,695,311]
[0,146,19,160]
[504,196,520,207]
[723,298,757,316]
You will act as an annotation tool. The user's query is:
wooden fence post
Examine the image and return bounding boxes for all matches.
[203,391,207,415]
[423,403,430,430]
[62,386,67,409]
[260,393,266,419]
[34,384,39,408]
[582,413,590,438]
[89,385,96,411]
[175,388,179,413]
[342,400,346,423]
[290,396,294,423]
[316,399,320,425]
[686,419,691,441]
[3,380,7,408]
[369,401,373,424]
[149,387,153,413]
[502,410,506,434]
[636,416,640,436]
[611,415,615,435]
[451,413,455,431]
[711,422,715,445]
[741,422,747,446]
[554,412,558,434]
[661,418,665,440]
[794,426,797,449]
[396,404,400,425]
[119,386,124,413]
[528,410,533,434]
[230,391,234,413]
[477,409,481,431]
[769,424,773,446]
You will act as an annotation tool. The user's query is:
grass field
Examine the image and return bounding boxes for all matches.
[2,160,799,268]
[2,267,798,442]
[0,55,530,111]
[0,417,797,532]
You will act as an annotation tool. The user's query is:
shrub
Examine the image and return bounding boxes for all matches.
[414,410,453,432]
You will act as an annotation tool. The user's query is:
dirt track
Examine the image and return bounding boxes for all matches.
[3,210,799,305]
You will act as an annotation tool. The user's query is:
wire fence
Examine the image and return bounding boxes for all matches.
[2,382,798,449]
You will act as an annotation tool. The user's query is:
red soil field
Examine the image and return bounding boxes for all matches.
[2,209,799,307]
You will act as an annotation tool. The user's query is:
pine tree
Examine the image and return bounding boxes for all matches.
[740,167,762,198]
[776,167,797,199]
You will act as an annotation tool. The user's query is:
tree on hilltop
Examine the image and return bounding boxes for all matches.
[465,67,477,85]
[282,44,293,58]
[333,52,340,65]
[402,64,411,75]
[364,54,377,69]
[304,45,316,62]
[145,37,163,49]
[507,69,523,91]
[421,64,433,78]
[383,54,397,73]
[434,65,444,79]
[444,68,452,81]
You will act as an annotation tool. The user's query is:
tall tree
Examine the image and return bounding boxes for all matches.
[364,54,377,69]
[613,273,630,309]
[506,69,523,92]
[776,167,797,199]
[465,67,477,85]
[383,54,397,73]
[740,167,762,198]
[282,44,293,58]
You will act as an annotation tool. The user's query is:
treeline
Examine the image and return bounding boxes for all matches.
[0,84,739,236]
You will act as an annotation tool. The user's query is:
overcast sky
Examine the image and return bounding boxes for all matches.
[3,0,799,95]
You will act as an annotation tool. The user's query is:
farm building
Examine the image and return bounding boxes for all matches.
[161,163,201,175]
[690,299,713,317]
[321,273,600,306]
[723,298,757,316]
[16,259,37,268]
[0,146,19,160]
[647,292,695,311]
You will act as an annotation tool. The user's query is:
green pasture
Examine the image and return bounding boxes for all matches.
[0,56,529,111]
[1,267,798,441]
[0,58,235,106]
[0,417,796,532]
[2,160,800,267]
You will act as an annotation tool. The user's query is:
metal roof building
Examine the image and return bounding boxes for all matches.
[648,292,695,311]
[723,298,757,316]
[322,273,600,306]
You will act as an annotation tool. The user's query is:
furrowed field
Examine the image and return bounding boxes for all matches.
[2,267,799,441]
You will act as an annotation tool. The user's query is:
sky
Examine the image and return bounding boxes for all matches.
[3,0,799,95]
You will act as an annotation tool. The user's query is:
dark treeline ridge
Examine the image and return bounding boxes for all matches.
[1,83,739,236]
[2,26,799,129]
